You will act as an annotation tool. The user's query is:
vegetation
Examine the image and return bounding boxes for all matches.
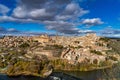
[96,42,104,46]
[99,60,112,67]
[107,39,120,54]
[49,59,112,71]
[106,50,115,54]
[7,60,45,76]
[69,45,83,49]
[90,50,103,55]
[108,56,118,61]
[19,42,30,48]
[99,37,110,42]
[43,44,64,50]
[74,41,80,44]
[101,62,120,80]
[0,50,49,76]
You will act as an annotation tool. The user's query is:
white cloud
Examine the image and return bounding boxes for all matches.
[44,21,79,34]
[55,15,71,20]
[65,3,89,16]
[100,26,120,34]
[56,3,89,20]
[0,4,10,15]
[97,26,120,38]
[112,34,120,38]
[0,16,16,22]
[79,30,94,33]
[0,15,41,23]
[0,27,44,36]
[29,9,51,18]
[65,3,79,12]
[0,0,90,34]
[13,6,27,18]
[82,18,104,26]
[7,28,19,32]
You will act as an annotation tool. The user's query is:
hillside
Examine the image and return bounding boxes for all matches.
[0,34,119,77]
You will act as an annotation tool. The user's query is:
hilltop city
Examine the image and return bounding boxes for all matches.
[0,33,120,77]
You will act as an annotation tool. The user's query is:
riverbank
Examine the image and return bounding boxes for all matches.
[0,62,120,80]
[50,59,114,72]
[0,59,115,77]
[54,65,113,72]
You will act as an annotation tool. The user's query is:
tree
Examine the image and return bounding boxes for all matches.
[19,42,30,48]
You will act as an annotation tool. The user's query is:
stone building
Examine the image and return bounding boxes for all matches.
[33,34,50,43]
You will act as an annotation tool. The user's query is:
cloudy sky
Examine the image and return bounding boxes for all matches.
[0,0,120,37]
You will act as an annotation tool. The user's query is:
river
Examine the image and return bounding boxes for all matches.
[65,65,120,80]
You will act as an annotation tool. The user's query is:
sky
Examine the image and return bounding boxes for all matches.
[0,0,120,37]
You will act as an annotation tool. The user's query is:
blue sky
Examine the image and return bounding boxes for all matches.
[0,0,120,37]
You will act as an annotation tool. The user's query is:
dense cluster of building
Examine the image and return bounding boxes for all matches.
[60,34,110,64]
[0,36,33,48]
[0,33,119,66]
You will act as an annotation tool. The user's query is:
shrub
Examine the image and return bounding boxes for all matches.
[74,41,79,44]
[0,62,5,68]
[99,37,110,42]
[108,56,118,61]
[107,40,120,54]
[90,50,103,55]
[43,44,63,50]
[96,42,104,46]
[7,60,45,75]
[53,44,63,49]
[19,42,30,48]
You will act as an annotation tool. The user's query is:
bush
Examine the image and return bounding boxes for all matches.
[53,44,63,49]
[7,60,44,75]
[19,42,30,48]
[90,50,103,55]
[108,56,118,61]
[43,44,63,50]
[96,42,104,46]
[0,62,5,68]
[107,40,120,54]
[74,41,79,44]
[99,37,110,42]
